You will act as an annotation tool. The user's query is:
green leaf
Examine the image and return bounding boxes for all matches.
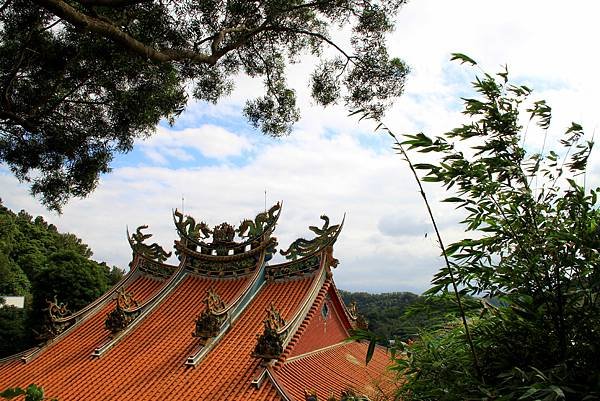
[519,386,540,400]
[366,338,376,365]
[442,197,464,203]
[450,53,478,66]
[0,387,26,399]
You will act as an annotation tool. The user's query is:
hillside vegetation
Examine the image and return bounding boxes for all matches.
[0,200,123,357]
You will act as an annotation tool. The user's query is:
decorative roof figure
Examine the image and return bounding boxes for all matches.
[1,205,393,401]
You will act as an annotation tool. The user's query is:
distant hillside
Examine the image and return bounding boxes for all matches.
[339,290,419,340]
[340,290,483,341]
[0,200,123,357]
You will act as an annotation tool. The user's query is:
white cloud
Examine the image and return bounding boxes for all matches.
[2,0,600,294]
[138,125,253,164]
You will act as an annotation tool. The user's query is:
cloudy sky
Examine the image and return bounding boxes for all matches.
[2,0,600,293]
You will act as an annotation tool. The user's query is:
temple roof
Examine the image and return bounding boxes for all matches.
[0,205,393,401]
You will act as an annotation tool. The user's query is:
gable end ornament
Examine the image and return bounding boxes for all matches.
[347,300,368,330]
[127,225,172,263]
[34,296,73,342]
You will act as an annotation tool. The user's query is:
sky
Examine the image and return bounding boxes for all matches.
[2,0,600,294]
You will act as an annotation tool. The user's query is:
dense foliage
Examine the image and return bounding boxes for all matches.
[0,200,123,357]
[391,56,600,400]
[340,290,482,342]
[340,290,418,340]
[0,0,408,211]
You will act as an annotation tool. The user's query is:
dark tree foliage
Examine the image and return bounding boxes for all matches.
[0,199,123,357]
[0,301,28,357]
[0,0,408,211]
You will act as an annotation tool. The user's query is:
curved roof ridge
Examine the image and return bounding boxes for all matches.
[276,278,332,367]
[327,279,356,330]
[267,214,344,280]
[185,251,269,366]
[276,264,328,343]
[92,257,189,358]
[283,340,349,364]
[18,262,145,364]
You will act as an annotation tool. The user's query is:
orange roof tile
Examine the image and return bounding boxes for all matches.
[0,207,395,401]
[171,276,316,401]
[275,342,397,401]
[0,271,325,401]
[283,282,350,361]
[0,274,164,394]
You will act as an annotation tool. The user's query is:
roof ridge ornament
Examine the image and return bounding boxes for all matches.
[192,288,227,344]
[34,296,73,342]
[347,300,368,331]
[173,203,282,277]
[173,209,213,242]
[173,202,281,252]
[104,287,140,335]
[127,225,172,263]
[252,304,286,362]
[266,214,344,280]
[280,215,342,261]
[238,202,281,239]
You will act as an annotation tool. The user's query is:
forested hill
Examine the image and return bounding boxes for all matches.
[339,290,481,341]
[0,200,123,357]
[339,290,419,340]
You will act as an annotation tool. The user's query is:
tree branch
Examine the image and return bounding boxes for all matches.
[34,0,218,64]
[211,25,247,55]
[76,0,151,7]
[271,26,355,63]
[0,110,38,134]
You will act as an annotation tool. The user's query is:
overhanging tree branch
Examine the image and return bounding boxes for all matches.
[34,0,219,64]
[77,0,151,6]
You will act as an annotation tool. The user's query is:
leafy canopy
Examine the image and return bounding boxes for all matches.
[395,55,600,400]
[0,0,408,211]
[0,200,123,357]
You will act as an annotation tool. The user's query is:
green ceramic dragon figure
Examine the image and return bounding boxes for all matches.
[237,202,281,239]
[128,225,172,263]
[280,215,340,260]
[173,209,212,241]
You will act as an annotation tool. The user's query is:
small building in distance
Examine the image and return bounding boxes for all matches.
[0,296,25,309]
[0,203,394,401]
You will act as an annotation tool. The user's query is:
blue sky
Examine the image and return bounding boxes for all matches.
[2,0,600,294]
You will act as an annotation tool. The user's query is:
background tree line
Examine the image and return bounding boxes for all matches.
[0,200,123,357]
[340,290,481,342]
[366,56,600,401]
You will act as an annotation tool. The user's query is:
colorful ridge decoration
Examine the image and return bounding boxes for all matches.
[173,202,281,256]
[280,215,340,260]
[128,225,172,262]
[35,296,73,342]
[1,205,394,401]
[347,300,369,330]
[192,288,227,344]
[104,288,140,334]
[266,215,343,280]
[253,304,287,362]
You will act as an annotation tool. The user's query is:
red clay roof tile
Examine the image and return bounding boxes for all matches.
[275,342,397,401]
